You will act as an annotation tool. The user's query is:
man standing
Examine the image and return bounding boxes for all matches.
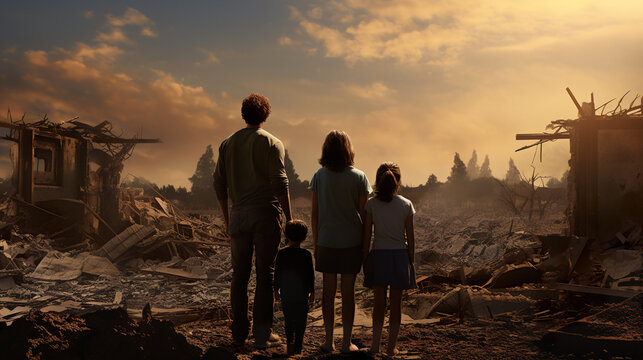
[213,93,292,349]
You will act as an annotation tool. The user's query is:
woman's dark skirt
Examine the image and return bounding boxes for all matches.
[363,249,417,290]
[315,245,363,274]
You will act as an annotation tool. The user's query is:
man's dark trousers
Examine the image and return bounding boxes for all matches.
[230,205,283,344]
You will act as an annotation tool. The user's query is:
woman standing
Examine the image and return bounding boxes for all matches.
[310,130,371,353]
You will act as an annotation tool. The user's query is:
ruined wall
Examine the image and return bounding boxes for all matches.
[597,128,643,241]
[570,117,643,242]
[31,136,87,203]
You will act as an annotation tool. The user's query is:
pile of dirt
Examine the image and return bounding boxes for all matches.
[0,308,202,360]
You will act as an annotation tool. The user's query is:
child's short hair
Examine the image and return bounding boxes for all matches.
[284,220,308,242]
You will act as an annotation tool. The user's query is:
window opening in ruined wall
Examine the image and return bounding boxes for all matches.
[33,141,61,186]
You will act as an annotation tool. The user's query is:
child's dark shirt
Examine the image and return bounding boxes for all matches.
[274,247,314,302]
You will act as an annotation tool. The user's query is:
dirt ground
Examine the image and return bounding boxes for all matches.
[2,199,639,359]
[176,317,578,360]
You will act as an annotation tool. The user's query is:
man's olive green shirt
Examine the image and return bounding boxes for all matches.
[213,127,289,209]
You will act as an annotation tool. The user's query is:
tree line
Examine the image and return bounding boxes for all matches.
[121,146,568,211]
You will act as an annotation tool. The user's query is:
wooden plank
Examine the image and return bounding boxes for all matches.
[91,137,161,144]
[552,283,640,298]
[566,87,585,117]
[515,133,571,140]
[0,120,25,130]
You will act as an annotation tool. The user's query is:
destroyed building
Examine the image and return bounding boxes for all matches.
[516,89,643,246]
[0,117,159,245]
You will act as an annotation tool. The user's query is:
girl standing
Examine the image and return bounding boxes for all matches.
[310,130,371,353]
[363,162,416,356]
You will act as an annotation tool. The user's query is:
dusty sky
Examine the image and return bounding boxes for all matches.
[1,1,641,187]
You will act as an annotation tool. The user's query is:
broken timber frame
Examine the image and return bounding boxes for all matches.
[0,113,160,244]
[515,88,643,243]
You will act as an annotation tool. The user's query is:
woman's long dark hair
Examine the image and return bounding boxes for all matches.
[375,162,401,202]
[319,130,355,172]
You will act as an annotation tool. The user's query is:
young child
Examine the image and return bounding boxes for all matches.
[274,220,315,355]
[363,162,416,356]
[309,130,371,353]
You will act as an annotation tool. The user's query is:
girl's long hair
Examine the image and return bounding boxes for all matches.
[375,162,401,202]
[319,130,355,172]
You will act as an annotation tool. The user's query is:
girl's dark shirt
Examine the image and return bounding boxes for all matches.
[274,247,314,302]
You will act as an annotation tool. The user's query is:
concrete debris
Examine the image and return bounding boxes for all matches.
[484,263,540,289]
[95,224,157,262]
[601,249,643,280]
[29,252,120,280]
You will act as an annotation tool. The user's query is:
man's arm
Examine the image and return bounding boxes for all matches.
[268,141,291,221]
[217,197,230,236]
[278,193,292,222]
[213,143,229,235]
[274,252,281,300]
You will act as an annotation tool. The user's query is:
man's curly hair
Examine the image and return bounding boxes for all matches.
[241,93,271,125]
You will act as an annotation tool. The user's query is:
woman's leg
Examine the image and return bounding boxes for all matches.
[370,285,387,354]
[321,273,337,351]
[340,273,358,352]
[387,289,403,355]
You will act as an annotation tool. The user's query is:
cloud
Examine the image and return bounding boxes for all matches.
[0,41,239,187]
[199,49,220,64]
[278,36,293,46]
[344,82,395,100]
[84,10,94,19]
[107,8,154,28]
[289,1,643,65]
[96,28,132,44]
[140,27,157,38]
[97,8,157,45]
[307,7,323,19]
[25,50,48,66]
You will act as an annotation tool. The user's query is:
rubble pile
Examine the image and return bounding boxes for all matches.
[0,192,232,326]
[0,307,202,360]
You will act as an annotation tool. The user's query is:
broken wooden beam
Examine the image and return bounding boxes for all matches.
[91,137,161,144]
[566,87,585,117]
[515,133,571,140]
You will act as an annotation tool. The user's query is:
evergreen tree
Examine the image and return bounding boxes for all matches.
[425,173,440,191]
[466,150,480,179]
[426,174,439,187]
[505,158,521,184]
[546,177,563,188]
[188,145,217,208]
[560,170,569,186]
[448,152,467,183]
[479,155,492,178]
[284,150,301,186]
[284,150,308,199]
